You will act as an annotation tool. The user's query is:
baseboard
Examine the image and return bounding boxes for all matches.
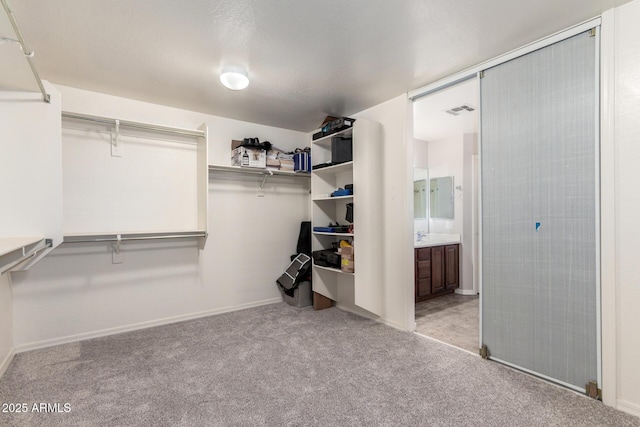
[0,347,15,379]
[335,303,378,321]
[617,399,640,418]
[15,297,283,353]
[335,304,408,332]
[454,289,477,296]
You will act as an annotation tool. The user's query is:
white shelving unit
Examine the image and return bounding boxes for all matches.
[60,113,209,250]
[310,119,383,316]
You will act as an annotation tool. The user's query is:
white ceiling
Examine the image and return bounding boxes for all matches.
[0,0,629,131]
[414,78,478,142]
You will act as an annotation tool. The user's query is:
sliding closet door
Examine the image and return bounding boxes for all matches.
[480,30,598,391]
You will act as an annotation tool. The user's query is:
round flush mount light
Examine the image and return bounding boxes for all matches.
[220,67,249,90]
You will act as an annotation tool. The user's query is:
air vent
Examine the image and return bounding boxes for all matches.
[444,104,475,116]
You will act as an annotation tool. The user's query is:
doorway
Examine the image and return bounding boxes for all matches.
[408,23,601,395]
[412,78,480,354]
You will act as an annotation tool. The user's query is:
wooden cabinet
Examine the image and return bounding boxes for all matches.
[415,244,459,302]
[415,247,431,300]
[444,245,459,290]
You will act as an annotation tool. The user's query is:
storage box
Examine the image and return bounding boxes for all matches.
[341,246,354,273]
[331,136,353,164]
[231,140,266,168]
[279,281,312,308]
[294,152,310,172]
[313,292,334,310]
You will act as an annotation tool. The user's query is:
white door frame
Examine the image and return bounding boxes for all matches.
[471,154,480,296]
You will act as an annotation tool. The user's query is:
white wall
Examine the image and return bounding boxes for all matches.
[460,133,478,294]
[0,274,13,377]
[413,139,429,168]
[423,133,476,293]
[613,0,640,416]
[0,83,63,247]
[353,94,414,330]
[10,85,310,350]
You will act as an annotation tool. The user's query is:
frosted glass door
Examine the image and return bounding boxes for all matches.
[480,30,598,391]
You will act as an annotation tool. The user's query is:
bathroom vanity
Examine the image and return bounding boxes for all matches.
[415,234,460,302]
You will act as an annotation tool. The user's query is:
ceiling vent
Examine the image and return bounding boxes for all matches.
[444,104,475,116]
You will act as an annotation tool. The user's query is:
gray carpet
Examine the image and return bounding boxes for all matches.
[0,303,638,427]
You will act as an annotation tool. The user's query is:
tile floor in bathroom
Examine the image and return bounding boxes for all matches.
[415,293,479,354]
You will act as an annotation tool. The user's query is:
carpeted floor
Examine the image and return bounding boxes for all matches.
[0,303,638,426]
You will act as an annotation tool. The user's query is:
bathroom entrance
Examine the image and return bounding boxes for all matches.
[409,25,600,394]
[412,77,480,354]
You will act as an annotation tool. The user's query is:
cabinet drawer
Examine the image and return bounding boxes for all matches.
[417,277,431,299]
[416,247,430,261]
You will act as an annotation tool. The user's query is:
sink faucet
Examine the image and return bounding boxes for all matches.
[416,231,427,242]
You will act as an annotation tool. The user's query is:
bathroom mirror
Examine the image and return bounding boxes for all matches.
[413,167,428,219]
[414,179,427,219]
[430,176,454,219]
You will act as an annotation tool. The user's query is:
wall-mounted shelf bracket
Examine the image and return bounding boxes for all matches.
[111,119,122,157]
[258,170,274,197]
[111,234,123,263]
[0,237,52,274]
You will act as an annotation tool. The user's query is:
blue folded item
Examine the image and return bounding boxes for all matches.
[331,188,352,197]
[313,226,336,233]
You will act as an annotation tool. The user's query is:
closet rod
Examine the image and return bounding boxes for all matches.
[209,164,311,178]
[63,231,207,244]
[1,0,50,103]
[61,112,206,138]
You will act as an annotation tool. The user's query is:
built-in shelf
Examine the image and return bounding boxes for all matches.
[313,263,354,275]
[63,230,207,244]
[209,164,311,178]
[312,195,354,202]
[0,236,45,257]
[0,236,52,275]
[310,118,382,315]
[311,161,353,175]
[312,232,354,237]
[312,127,353,146]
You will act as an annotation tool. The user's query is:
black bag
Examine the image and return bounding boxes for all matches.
[296,221,311,256]
[345,203,353,223]
[312,249,341,269]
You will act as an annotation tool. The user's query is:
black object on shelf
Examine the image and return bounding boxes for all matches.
[346,203,353,223]
[240,137,272,152]
[331,136,352,164]
[312,161,334,170]
[312,249,341,269]
[312,117,355,141]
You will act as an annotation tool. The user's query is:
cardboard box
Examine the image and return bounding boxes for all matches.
[231,140,266,168]
[313,292,334,310]
[341,246,354,273]
[265,145,295,171]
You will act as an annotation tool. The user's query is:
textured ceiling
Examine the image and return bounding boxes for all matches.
[0,0,629,131]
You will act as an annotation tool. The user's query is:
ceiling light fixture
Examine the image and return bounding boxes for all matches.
[220,67,249,90]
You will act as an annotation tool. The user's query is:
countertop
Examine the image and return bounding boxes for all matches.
[414,233,460,248]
